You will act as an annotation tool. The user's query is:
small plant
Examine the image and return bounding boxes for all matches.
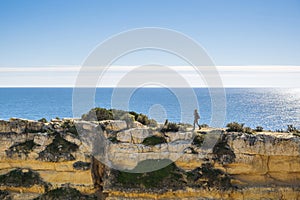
[142,136,167,146]
[116,159,184,189]
[34,187,97,200]
[255,126,264,132]
[161,121,179,133]
[108,136,118,143]
[0,190,11,200]
[226,122,253,134]
[38,133,78,162]
[213,136,236,164]
[73,161,91,170]
[192,135,204,147]
[38,118,48,123]
[129,111,157,126]
[226,122,245,132]
[186,163,232,190]
[244,127,253,134]
[61,121,78,136]
[293,132,300,137]
[0,168,46,188]
[6,140,40,158]
[287,125,299,133]
[82,107,113,121]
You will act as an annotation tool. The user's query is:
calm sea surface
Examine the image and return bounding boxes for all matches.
[0,88,299,131]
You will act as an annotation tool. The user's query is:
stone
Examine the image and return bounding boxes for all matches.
[117,128,151,144]
[99,120,127,132]
[33,133,53,146]
[164,131,194,142]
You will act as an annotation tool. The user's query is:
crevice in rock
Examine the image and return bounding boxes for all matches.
[91,156,107,200]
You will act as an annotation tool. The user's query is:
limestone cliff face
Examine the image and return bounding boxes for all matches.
[0,118,299,199]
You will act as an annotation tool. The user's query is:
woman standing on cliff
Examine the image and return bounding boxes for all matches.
[193,109,201,130]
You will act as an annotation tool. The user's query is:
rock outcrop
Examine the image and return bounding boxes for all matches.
[0,118,299,199]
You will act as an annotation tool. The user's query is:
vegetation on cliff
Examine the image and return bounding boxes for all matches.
[0,190,11,200]
[114,159,185,189]
[6,140,40,158]
[226,122,253,134]
[34,187,97,200]
[113,159,233,191]
[73,161,91,171]
[81,107,157,127]
[213,135,236,164]
[142,135,167,146]
[38,133,78,162]
[0,168,47,188]
[192,134,204,147]
[186,163,232,190]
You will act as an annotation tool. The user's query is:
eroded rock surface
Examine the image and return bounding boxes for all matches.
[0,118,299,199]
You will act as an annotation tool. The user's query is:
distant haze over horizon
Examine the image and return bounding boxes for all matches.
[0,65,299,88]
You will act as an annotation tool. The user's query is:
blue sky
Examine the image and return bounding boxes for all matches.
[0,0,300,67]
[0,0,300,87]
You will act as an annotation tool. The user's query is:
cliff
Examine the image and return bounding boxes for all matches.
[0,118,299,199]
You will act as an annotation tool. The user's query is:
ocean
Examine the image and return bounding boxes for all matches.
[0,88,299,131]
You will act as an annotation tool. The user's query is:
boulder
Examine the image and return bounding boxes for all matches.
[117,128,151,143]
[99,120,127,132]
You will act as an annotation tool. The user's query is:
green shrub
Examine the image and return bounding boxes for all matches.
[137,114,150,125]
[82,108,158,128]
[244,127,253,134]
[226,122,253,134]
[0,190,11,200]
[255,126,264,132]
[73,161,91,170]
[213,136,236,164]
[116,159,184,189]
[161,122,179,133]
[187,163,232,190]
[142,136,166,146]
[226,122,244,132]
[287,125,299,133]
[0,168,46,188]
[293,132,300,137]
[6,140,39,158]
[38,133,78,162]
[192,135,204,147]
[61,121,78,136]
[82,108,113,121]
[34,187,97,200]
[108,136,118,143]
[129,111,157,126]
[38,118,48,123]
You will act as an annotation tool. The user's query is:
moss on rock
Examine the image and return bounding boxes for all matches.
[115,159,185,190]
[213,135,236,164]
[73,161,91,171]
[186,163,232,190]
[142,135,167,146]
[0,168,47,188]
[34,187,97,200]
[38,133,78,162]
[0,190,11,200]
[6,140,40,158]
